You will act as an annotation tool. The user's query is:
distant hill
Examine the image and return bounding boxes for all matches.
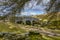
[32,12,60,21]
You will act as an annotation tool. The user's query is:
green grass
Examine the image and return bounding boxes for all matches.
[28,34,60,40]
[0,22,26,33]
[44,35,60,40]
[0,22,60,40]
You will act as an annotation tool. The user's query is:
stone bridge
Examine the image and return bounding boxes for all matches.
[15,16,40,25]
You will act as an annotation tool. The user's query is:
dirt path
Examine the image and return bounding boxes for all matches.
[6,22,60,37]
[18,25,60,37]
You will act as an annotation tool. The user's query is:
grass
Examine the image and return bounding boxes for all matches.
[28,33,60,40]
[42,35,60,40]
[0,21,60,40]
[0,22,26,33]
[41,26,60,34]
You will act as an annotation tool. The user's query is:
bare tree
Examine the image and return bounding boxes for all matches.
[45,0,60,22]
[0,0,30,21]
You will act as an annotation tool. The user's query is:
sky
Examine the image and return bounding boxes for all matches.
[21,0,50,16]
[0,0,50,16]
[21,9,46,16]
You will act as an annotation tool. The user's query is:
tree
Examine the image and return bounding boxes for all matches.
[0,0,60,22]
[45,0,60,22]
[0,0,30,21]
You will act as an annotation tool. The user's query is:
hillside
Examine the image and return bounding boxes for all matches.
[0,13,60,40]
[32,12,60,29]
[0,20,60,40]
[32,12,60,21]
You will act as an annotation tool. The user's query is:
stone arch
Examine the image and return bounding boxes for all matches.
[16,20,23,24]
[26,20,31,25]
[15,17,40,26]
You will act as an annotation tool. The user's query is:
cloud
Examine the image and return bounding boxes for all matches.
[21,9,45,16]
[0,0,50,16]
[23,0,50,16]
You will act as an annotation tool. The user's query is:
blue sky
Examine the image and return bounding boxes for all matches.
[21,9,46,16]
[21,0,50,16]
[0,0,50,16]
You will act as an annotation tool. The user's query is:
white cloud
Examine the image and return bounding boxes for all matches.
[24,0,50,14]
[21,11,43,16]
